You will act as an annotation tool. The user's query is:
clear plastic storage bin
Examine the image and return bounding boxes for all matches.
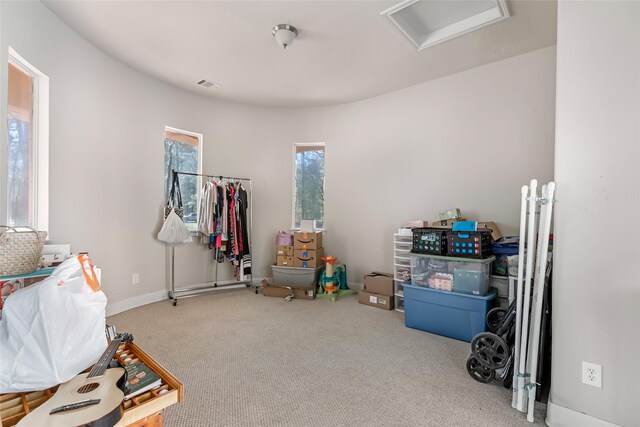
[409,254,495,296]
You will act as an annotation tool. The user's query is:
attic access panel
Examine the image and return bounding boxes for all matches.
[381,0,509,50]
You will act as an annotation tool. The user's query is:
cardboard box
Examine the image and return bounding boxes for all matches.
[359,291,393,310]
[293,248,324,268]
[363,272,394,296]
[276,245,294,256]
[439,208,462,220]
[293,231,323,250]
[262,285,316,300]
[429,218,467,229]
[276,255,294,267]
[477,221,503,241]
[404,220,429,228]
[261,280,316,300]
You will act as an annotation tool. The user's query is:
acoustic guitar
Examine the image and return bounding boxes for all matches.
[17,333,133,427]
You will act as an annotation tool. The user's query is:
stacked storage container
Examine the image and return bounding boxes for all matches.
[271,231,324,291]
[404,253,496,342]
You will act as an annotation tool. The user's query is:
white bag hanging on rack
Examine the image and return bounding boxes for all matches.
[158,209,192,244]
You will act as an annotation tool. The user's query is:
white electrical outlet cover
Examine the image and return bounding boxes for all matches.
[582,361,602,388]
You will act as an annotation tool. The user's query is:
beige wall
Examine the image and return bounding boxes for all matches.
[551,2,640,425]
[1,2,556,313]
[292,45,557,282]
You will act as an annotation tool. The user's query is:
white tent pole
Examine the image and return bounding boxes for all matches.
[516,179,538,411]
[524,184,549,408]
[512,185,529,409]
[526,182,555,422]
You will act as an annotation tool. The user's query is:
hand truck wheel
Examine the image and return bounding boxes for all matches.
[466,355,496,384]
[471,332,510,370]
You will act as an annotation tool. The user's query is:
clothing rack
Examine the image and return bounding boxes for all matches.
[168,170,254,306]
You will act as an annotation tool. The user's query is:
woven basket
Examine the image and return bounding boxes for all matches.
[0,226,47,276]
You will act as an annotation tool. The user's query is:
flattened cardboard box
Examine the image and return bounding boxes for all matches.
[276,255,294,267]
[261,280,316,300]
[359,290,394,310]
[276,245,294,256]
[363,272,394,296]
[293,231,323,250]
[293,248,325,268]
[404,220,429,228]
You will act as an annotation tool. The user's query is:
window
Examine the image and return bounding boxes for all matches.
[164,127,202,230]
[292,143,325,230]
[5,48,49,231]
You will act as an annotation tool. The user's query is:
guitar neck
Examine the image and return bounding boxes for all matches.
[87,339,121,379]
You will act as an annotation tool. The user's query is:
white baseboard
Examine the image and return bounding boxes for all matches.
[546,401,621,427]
[105,278,359,317]
[106,290,168,317]
[106,278,267,317]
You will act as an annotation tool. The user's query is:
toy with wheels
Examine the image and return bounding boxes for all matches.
[316,257,356,302]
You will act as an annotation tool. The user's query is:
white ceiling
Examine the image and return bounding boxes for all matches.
[43,0,557,108]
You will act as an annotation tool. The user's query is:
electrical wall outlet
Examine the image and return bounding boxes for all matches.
[582,361,602,388]
[132,273,140,285]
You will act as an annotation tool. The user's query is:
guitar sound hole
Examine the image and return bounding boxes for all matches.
[77,383,99,394]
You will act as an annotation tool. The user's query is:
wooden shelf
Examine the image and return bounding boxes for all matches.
[0,342,182,427]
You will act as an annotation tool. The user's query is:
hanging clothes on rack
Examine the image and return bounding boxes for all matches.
[195,178,252,280]
[237,183,252,278]
[197,181,215,245]
[168,170,254,306]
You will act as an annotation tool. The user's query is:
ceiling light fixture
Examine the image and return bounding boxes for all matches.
[272,24,298,49]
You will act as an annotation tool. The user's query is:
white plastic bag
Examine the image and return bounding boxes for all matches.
[0,255,108,393]
[158,208,192,244]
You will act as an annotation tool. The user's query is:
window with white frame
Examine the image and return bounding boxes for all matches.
[5,48,49,231]
[292,143,325,230]
[163,127,202,231]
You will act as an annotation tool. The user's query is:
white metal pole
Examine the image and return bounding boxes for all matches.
[516,179,538,411]
[523,184,548,407]
[171,244,175,300]
[526,182,555,422]
[526,184,548,372]
[512,185,529,409]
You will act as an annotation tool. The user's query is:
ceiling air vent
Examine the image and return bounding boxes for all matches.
[196,79,221,88]
[381,0,509,51]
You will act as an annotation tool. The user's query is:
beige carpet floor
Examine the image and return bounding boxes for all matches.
[108,289,546,426]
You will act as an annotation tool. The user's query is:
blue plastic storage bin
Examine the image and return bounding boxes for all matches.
[404,283,496,342]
